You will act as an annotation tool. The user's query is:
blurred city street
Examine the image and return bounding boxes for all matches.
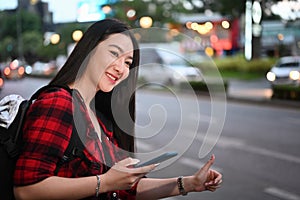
[227,78,300,108]
[1,77,299,200]
[228,78,273,101]
[1,0,300,199]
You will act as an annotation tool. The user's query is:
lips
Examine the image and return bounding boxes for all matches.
[106,72,118,82]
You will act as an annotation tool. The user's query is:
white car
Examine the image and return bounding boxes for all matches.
[138,48,203,86]
[266,56,300,86]
[30,61,57,77]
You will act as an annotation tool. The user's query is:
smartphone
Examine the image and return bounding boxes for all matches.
[135,152,178,167]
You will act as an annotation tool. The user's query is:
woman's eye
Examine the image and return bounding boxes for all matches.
[110,51,119,57]
[125,61,132,68]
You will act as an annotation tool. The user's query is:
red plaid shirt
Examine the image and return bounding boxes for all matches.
[14,87,137,199]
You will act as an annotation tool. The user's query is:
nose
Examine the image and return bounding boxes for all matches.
[113,58,126,74]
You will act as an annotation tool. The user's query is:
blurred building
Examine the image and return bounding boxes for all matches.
[178,13,300,58]
[261,20,300,57]
[178,13,241,57]
[6,0,54,33]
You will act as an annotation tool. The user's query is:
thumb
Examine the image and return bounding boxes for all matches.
[117,157,140,167]
[201,154,215,172]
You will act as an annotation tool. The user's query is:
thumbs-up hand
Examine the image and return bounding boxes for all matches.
[185,154,223,193]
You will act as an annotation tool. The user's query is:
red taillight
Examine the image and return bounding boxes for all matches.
[4,67,11,76]
[18,66,25,76]
[0,78,4,87]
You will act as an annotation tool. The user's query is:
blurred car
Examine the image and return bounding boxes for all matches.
[138,48,203,86]
[266,56,300,86]
[3,59,26,79]
[29,61,57,77]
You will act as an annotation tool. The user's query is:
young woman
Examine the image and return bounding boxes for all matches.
[13,18,222,200]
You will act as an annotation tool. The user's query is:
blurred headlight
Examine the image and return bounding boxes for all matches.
[266,72,276,82]
[25,66,32,74]
[289,71,300,81]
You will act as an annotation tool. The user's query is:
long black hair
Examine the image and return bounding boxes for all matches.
[50,18,139,153]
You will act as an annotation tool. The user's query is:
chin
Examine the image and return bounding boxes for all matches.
[100,87,113,93]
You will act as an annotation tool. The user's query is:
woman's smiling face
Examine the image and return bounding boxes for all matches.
[85,33,134,92]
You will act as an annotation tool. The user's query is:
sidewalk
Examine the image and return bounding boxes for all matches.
[227,78,300,108]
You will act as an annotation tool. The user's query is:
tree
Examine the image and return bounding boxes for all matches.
[112,0,193,27]
[0,10,42,62]
[0,10,41,40]
[22,31,43,64]
[0,37,17,62]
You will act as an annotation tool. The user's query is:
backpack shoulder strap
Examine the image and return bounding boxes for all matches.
[30,84,72,102]
[50,86,100,174]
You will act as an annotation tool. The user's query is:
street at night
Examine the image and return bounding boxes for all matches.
[1,77,299,200]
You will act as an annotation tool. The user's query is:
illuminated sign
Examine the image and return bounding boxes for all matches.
[252,1,262,24]
[77,0,107,22]
[252,1,262,37]
[271,1,300,20]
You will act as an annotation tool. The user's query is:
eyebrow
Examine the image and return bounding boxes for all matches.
[109,44,133,60]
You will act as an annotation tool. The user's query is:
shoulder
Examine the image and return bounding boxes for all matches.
[37,86,72,101]
[36,87,72,105]
[29,87,73,115]
[24,87,74,135]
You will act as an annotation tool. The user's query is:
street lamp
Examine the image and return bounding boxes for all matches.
[102,5,112,14]
[50,33,60,45]
[127,9,136,19]
[30,0,39,5]
[140,16,153,28]
[67,30,83,56]
[72,30,83,42]
[17,0,24,60]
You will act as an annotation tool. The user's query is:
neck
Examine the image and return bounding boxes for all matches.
[69,82,97,106]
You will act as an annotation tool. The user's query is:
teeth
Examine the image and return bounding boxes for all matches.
[107,73,117,81]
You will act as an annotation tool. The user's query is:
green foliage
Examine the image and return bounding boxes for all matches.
[0,12,17,38]
[213,55,277,74]
[0,10,41,39]
[56,23,90,48]
[190,54,277,80]
[0,10,42,62]
[20,10,41,33]
[37,43,65,62]
[212,0,245,17]
[0,9,75,63]
[0,37,17,61]
[112,0,191,27]
[22,31,43,64]
[272,85,300,101]
[180,81,228,93]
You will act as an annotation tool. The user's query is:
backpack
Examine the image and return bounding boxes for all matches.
[0,85,94,200]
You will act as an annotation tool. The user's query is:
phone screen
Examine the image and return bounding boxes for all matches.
[135,152,178,167]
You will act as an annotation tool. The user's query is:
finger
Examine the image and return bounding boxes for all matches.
[205,180,215,186]
[210,169,222,184]
[134,163,158,174]
[205,179,222,190]
[215,178,223,185]
[117,157,140,167]
[206,185,221,192]
[206,187,216,192]
[214,175,222,184]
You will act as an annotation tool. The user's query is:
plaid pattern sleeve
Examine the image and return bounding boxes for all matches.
[14,88,139,199]
[14,88,73,186]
